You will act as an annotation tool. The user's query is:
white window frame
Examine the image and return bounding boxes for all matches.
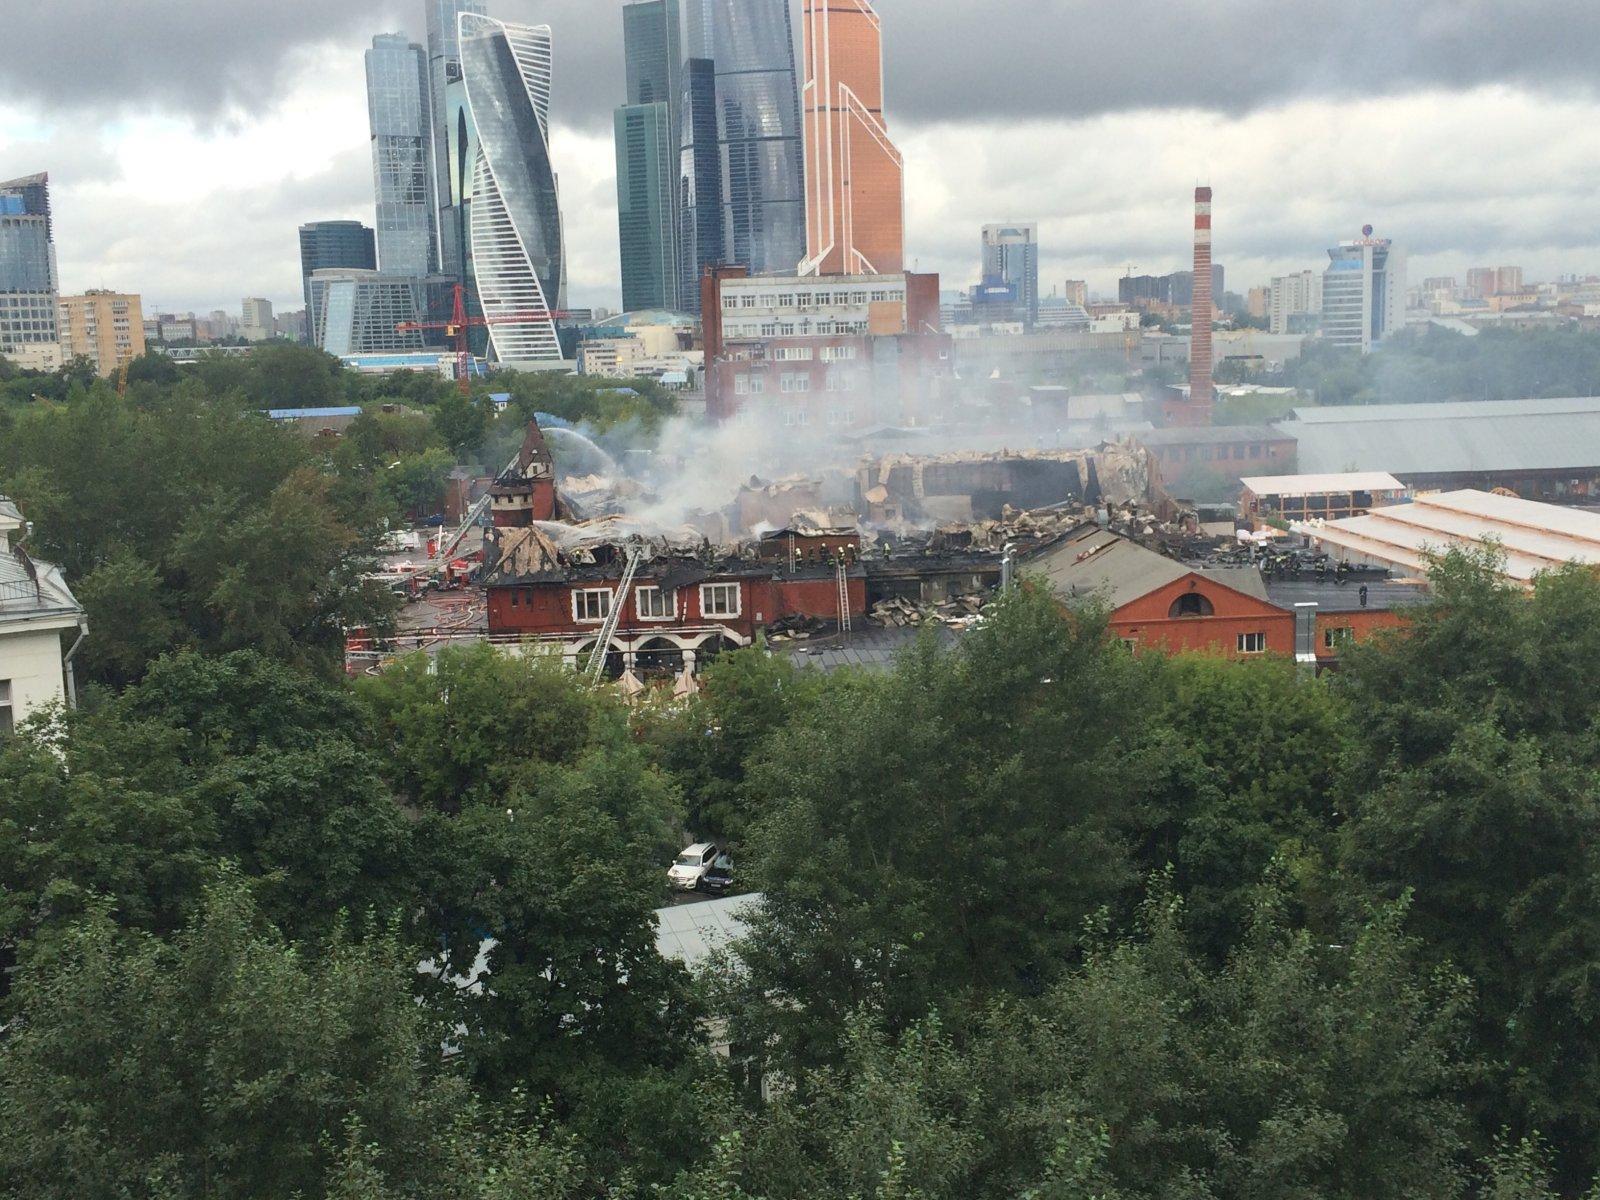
[1323,625,1355,650]
[1237,631,1267,655]
[750,375,765,394]
[701,582,742,619]
[572,588,613,624]
[0,679,12,735]
[733,374,749,395]
[636,586,675,621]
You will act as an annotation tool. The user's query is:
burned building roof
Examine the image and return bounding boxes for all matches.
[857,441,1160,523]
[481,518,856,588]
[1025,524,1269,609]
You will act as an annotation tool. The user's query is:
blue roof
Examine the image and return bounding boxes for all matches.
[267,407,362,420]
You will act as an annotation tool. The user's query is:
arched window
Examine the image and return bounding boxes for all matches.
[1169,591,1214,619]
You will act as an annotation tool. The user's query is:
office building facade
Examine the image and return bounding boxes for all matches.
[616,104,678,312]
[58,291,145,376]
[0,173,59,357]
[309,270,426,356]
[1269,269,1322,334]
[241,297,275,342]
[366,33,438,278]
[458,13,565,365]
[298,221,377,341]
[799,0,903,277]
[615,0,682,312]
[1323,233,1405,353]
[679,0,805,305]
[981,223,1039,326]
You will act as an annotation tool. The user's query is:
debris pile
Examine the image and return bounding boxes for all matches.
[867,593,987,631]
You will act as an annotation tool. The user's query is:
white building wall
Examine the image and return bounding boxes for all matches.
[0,625,69,726]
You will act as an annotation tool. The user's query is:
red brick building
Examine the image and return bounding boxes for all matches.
[482,526,867,673]
[1025,525,1423,663]
[490,420,559,527]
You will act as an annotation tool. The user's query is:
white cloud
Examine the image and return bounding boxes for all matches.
[900,86,1600,299]
[6,35,1600,318]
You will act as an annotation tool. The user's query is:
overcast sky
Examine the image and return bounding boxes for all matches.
[4,0,1599,316]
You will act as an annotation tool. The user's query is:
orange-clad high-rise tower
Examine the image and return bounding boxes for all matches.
[799,0,903,277]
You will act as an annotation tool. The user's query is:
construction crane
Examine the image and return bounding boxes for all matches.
[395,283,573,396]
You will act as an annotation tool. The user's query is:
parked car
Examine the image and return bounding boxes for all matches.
[668,842,720,891]
[700,854,735,895]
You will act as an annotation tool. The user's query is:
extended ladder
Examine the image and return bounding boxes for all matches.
[836,559,852,635]
[585,547,642,684]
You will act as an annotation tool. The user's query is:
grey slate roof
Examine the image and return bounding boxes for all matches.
[775,624,961,672]
[1278,397,1600,476]
[0,545,84,627]
[1024,526,1269,609]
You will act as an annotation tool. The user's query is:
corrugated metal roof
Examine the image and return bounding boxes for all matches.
[1280,397,1600,476]
[1293,489,1600,584]
[654,894,761,968]
[1240,471,1405,496]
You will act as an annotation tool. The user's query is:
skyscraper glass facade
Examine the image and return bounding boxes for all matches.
[459,13,564,364]
[366,33,438,278]
[800,0,903,277]
[981,223,1039,327]
[616,103,678,312]
[309,270,426,356]
[666,0,804,310]
[298,221,377,341]
[0,173,59,353]
[426,0,487,283]
[616,1,683,312]
[677,55,724,312]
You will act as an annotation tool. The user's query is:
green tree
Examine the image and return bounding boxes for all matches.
[0,651,414,965]
[723,589,1160,1069]
[647,645,823,841]
[1140,656,1350,957]
[0,875,466,1200]
[1337,549,1600,1185]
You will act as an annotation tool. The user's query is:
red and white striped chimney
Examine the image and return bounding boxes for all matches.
[1189,186,1214,412]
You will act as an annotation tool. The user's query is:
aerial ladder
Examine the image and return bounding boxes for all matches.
[584,547,643,685]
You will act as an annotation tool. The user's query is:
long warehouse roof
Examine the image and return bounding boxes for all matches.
[1278,396,1600,476]
[1293,490,1600,584]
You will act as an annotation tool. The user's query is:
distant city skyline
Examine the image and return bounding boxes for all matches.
[6,2,1600,315]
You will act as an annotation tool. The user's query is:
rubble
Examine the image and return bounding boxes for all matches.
[867,593,987,631]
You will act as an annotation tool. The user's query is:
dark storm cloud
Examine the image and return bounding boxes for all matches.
[6,1,1598,133]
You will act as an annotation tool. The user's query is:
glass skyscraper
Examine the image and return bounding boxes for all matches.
[0,172,60,355]
[687,0,805,278]
[981,223,1040,327]
[615,104,678,313]
[298,221,377,342]
[615,1,682,312]
[425,0,487,285]
[365,33,437,278]
[458,13,565,365]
